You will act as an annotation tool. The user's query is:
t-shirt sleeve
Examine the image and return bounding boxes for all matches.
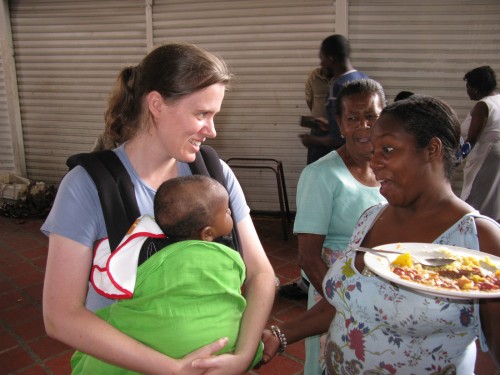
[305,71,314,102]
[41,166,105,248]
[327,82,343,138]
[293,165,333,235]
[42,158,249,247]
[221,160,250,224]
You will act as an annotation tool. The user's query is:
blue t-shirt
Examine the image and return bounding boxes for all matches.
[326,70,369,140]
[41,143,250,310]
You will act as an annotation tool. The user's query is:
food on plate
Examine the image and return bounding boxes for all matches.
[392,252,412,267]
[389,248,500,292]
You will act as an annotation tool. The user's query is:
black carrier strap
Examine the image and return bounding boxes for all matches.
[67,151,140,250]
[66,146,241,254]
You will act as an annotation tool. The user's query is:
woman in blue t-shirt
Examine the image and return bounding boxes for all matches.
[42,43,275,375]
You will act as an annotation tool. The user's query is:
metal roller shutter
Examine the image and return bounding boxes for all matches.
[5,0,498,209]
[152,0,335,212]
[9,0,147,182]
[348,0,500,195]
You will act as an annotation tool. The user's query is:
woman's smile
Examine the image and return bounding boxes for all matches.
[188,138,203,150]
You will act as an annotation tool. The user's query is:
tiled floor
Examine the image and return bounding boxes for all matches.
[0,214,306,375]
[1,214,498,375]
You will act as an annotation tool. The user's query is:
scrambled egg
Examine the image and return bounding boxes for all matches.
[392,252,413,267]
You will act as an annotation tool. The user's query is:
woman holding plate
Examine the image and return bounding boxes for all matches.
[261,95,500,374]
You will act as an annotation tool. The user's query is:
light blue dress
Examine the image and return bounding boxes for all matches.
[322,203,497,374]
[294,151,385,374]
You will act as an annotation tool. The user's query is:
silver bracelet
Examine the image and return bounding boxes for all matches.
[270,325,288,354]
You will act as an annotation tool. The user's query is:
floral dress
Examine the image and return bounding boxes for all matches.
[322,203,497,375]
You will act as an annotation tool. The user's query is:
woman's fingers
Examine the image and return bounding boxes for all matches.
[260,330,280,363]
[187,337,228,363]
[174,338,228,375]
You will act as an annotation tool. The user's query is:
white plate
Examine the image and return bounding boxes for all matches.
[363,242,500,299]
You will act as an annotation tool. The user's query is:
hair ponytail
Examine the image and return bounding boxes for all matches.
[104,65,142,144]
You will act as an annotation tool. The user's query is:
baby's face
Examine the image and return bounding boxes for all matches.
[212,197,233,238]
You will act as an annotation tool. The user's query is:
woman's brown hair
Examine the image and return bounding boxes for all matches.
[104,43,232,144]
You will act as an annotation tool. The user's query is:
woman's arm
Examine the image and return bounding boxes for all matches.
[261,298,335,363]
[476,218,500,367]
[193,216,276,374]
[297,233,328,296]
[43,234,227,375]
[465,101,488,146]
[235,216,277,364]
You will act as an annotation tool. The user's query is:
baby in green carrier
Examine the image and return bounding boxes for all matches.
[72,175,263,374]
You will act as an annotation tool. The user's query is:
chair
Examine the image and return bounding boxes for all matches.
[226,157,292,240]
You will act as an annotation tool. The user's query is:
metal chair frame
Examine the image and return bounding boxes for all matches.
[226,157,291,240]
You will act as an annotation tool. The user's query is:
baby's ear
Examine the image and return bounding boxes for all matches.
[200,226,215,242]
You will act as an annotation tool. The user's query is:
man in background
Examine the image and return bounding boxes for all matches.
[299,34,368,158]
[303,67,333,164]
[282,35,369,302]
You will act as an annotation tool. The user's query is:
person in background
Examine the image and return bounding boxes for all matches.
[42,43,275,375]
[71,175,263,373]
[262,95,500,374]
[285,79,387,375]
[278,66,334,301]
[281,35,370,303]
[460,65,500,222]
[393,90,414,102]
[303,66,334,164]
[305,67,332,119]
[299,34,368,155]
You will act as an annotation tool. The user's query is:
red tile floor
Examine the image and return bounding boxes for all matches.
[1,214,498,375]
[0,214,306,375]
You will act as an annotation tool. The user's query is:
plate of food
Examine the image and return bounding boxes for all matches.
[363,243,500,299]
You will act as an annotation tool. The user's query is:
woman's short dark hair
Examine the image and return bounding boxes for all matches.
[463,66,497,97]
[394,91,414,102]
[105,43,232,144]
[380,95,461,180]
[335,79,387,117]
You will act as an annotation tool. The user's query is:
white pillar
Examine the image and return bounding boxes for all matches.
[145,0,153,52]
[335,0,349,37]
[0,0,26,176]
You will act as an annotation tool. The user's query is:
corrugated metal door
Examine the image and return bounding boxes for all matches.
[9,0,147,182]
[6,0,499,209]
[348,0,500,195]
[152,0,336,211]
[8,0,335,212]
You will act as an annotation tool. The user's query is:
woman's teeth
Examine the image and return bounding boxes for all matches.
[189,139,201,147]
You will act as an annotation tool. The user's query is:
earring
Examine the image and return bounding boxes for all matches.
[340,133,344,139]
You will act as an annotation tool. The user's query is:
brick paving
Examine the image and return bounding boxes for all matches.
[1,214,497,375]
[0,214,305,374]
